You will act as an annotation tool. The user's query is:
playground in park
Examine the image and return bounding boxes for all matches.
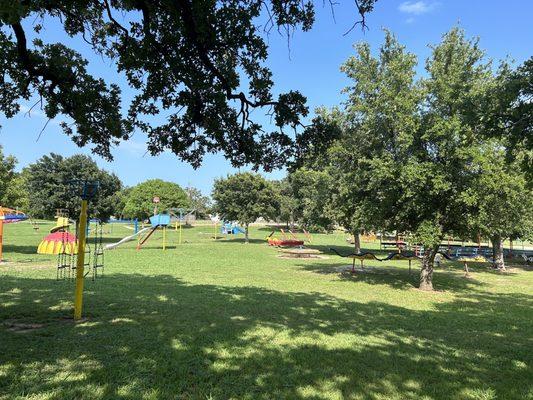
[1,217,532,400]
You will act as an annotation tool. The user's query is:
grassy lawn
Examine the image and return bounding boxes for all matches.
[1,221,532,400]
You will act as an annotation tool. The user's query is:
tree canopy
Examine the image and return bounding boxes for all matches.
[0,0,376,171]
[468,144,533,270]
[24,153,123,221]
[122,179,189,220]
[212,172,277,242]
[300,28,525,290]
[485,57,533,178]
[0,145,17,206]
[185,186,211,219]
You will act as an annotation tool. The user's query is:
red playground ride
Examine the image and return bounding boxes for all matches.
[267,229,305,247]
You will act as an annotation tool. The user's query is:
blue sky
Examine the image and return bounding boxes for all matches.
[1,0,532,194]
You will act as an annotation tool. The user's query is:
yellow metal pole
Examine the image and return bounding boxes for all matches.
[163,226,167,250]
[175,221,178,231]
[214,222,217,240]
[179,222,182,245]
[73,199,88,320]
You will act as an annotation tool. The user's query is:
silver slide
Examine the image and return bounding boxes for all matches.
[105,227,152,250]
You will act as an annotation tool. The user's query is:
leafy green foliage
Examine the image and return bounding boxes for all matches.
[0,145,17,205]
[469,145,533,241]
[333,30,421,234]
[212,172,277,241]
[122,179,189,220]
[0,1,376,170]
[286,169,334,232]
[24,153,123,221]
[271,178,298,227]
[484,57,533,178]
[185,186,212,219]
[2,171,30,211]
[308,28,504,289]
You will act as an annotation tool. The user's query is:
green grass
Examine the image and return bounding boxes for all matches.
[1,221,532,399]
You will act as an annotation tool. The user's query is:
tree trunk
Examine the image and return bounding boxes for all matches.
[245,223,249,244]
[491,234,506,271]
[353,230,361,254]
[419,245,439,291]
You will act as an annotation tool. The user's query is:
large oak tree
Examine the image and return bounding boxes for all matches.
[0,0,376,170]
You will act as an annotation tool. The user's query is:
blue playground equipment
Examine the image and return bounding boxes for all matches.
[221,222,245,235]
[150,213,171,227]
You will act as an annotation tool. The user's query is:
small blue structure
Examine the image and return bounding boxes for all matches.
[221,222,245,235]
[150,213,171,227]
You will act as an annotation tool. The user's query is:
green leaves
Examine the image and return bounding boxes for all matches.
[23,153,123,221]
[212,172,277,229]
[122,179,190,220]
[0,1,376,170]
[0,145,18,206]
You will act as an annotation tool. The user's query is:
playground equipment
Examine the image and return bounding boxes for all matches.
[0,207,29,261]
[38,212,77,255]
[221,222,245,235]
[210,215,221,240]
[282,228,312,243]
[38,231,78,255]
[169,208,195,244]
[54,217,104,281]
[278,248,322,258]
[58,180,100,320]
[105,226,151,250]
[267,229,305,247]
[136,213,171,250]
[380,251,421,275]
[106,218,139,234]
[329,248,382,273]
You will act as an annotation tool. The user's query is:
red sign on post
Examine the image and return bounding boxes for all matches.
[153,196,160,204]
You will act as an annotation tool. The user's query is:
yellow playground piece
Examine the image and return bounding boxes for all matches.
[37,214,77,255]
[50,216,70,233]
[37,231,78,255]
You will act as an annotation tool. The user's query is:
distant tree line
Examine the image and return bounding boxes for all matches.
[0,148,211,222]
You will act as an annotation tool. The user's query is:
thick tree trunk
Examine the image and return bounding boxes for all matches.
[491,234,506,271]
[353,230,361,254]
[419,245,439,291]
[244,223,249,244]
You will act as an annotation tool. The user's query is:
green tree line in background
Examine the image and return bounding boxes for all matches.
[0,147,211,222]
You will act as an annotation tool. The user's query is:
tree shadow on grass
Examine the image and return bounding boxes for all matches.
[295,260,488,293]
[214,237,266,244]
[311,244,391,258]
[0,274,531,399]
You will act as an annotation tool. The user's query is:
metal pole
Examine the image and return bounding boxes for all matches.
[74,199,88,320]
